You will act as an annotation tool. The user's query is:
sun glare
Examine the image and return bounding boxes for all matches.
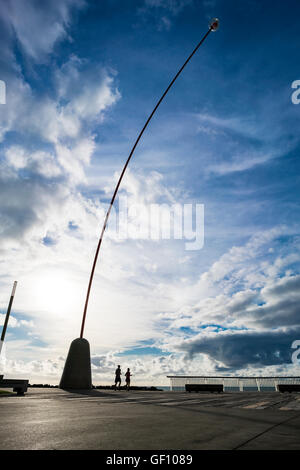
[33,270,81,316]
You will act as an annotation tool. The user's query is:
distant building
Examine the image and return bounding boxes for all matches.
[167,375,300,392]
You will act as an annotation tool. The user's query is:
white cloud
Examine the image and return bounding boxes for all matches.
[0,314,20,328]
[139,0,193,31]
[55,55,121,121]
[151,227,300,372]
[144,0,192,15]
[0,0,86,61]
[1,54,120,184]
[5,146,62,177]
[195,112,296,176]
[5,146,27,170]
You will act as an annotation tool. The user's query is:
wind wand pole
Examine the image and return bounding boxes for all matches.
[79,18,220,339]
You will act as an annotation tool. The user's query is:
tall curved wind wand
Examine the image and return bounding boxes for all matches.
[79,18,219,339]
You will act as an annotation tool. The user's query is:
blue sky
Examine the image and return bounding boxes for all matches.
[0,0,300,385]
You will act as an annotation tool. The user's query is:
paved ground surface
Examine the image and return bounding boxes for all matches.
[1,388,300,450]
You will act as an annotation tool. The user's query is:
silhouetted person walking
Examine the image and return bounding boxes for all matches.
[125,368,132,391]
[115,365,121,390]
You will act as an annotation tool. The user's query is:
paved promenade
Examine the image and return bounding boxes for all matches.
[1,388,300,450]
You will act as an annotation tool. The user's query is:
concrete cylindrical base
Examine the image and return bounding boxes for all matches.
[59,338,92,390]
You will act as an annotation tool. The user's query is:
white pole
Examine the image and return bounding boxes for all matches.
[0,281,17,356]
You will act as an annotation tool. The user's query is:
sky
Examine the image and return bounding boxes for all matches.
[0,0,300,386]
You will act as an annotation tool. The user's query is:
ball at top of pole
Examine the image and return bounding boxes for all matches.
[209,18,220,32]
